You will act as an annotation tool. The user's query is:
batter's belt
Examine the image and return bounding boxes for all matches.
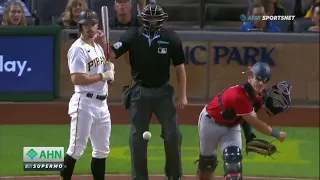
[86,93,107,101]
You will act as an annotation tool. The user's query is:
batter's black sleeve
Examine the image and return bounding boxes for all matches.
[111,28,135,59]
[169,32,185,66]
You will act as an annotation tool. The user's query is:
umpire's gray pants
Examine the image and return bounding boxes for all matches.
[198,106,242,156]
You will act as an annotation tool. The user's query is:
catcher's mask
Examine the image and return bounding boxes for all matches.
[137,2,168,37]
[264,81,292,116]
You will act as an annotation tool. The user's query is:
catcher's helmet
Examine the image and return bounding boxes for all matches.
[78,9,99,25]
[248,62,271,83]
[137,1,168,37]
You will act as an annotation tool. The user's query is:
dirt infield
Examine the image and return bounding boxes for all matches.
[1,174,318,180]
[0,103,319,127]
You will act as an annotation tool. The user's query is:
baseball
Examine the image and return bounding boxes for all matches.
[143,131,152,140]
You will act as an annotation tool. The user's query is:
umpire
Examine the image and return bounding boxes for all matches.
[110,2,187,180]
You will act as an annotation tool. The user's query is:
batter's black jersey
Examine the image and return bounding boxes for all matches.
[111,27,185,87]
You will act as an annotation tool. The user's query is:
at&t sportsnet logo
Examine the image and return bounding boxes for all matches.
[23,147,64,171]
[240,14,295,21]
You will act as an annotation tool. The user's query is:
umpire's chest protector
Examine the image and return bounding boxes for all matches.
[129,33,172,68]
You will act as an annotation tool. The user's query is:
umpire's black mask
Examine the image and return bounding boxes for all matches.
[138,2,168,37]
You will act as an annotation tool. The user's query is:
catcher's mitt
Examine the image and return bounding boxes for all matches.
[246,138,278,158]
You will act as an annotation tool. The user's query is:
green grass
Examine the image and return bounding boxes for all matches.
[0,125,319,178]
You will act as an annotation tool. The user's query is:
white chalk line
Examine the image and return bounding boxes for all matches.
[0,174,317,180]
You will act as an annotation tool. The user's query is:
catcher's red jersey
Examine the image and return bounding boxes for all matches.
[206,85,262,125]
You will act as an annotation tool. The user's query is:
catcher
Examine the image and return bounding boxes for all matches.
[196,62,292,180]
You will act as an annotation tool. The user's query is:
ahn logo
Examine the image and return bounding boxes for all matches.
[0,55,32,77]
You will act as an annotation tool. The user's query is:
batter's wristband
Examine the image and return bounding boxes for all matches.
[271,128,280,138]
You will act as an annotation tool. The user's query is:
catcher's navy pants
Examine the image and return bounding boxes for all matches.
[198,107,242,156]
[129,83,183,180]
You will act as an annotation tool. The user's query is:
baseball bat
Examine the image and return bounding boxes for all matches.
[101,6,113,84]
[101,6,110,64]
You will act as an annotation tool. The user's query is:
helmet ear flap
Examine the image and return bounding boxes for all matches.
[78,24,82,32]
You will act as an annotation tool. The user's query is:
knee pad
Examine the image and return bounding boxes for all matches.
[222,146,243,180]
[196,154,218,180]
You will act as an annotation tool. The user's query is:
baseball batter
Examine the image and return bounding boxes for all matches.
[196,62,292,180]
[60,9,115,180]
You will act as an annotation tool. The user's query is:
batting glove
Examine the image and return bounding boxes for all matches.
[106,61,114,71]
[99,62,115,81]
[99,70,115,81]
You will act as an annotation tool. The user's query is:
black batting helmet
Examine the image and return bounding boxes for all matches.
[249,62,272,83]
[137,1,168,37]
[78,9,99,25]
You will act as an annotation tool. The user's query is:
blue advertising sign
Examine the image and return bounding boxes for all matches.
[0,36,54,92]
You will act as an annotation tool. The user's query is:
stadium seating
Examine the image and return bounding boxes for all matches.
[302,0,314,13]
[90,0,138,22]
[280,0,296,15]
[162,3,200,22]
[293,17,313,33]
[205,3,247,21]
[33,0,67,25]
[158,1,202,29]
[246,0,313,15]
[0,0,315,33]
[159,0,247,30]
[90,0,115,20]
[22,0,32,11]
[204,21,243,31]
[25,15,35,25]
[271,20,291,32]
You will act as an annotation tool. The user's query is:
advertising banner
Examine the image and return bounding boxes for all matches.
[0,36,54,93]
[59,40,319,102]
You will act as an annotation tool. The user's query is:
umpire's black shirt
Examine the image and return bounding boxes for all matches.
[111,27,185,88]
[109,16,140,29]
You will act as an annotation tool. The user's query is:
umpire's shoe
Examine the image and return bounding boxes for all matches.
[166,177,182,180]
